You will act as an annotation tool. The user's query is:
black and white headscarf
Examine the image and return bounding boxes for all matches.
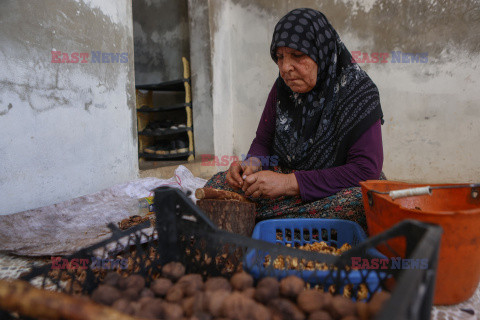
[271,8,383,170]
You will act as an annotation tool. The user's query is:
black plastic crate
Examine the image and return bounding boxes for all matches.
[18,186,442,320]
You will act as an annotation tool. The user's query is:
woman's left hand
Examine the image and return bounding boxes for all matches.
[242,171,299,199]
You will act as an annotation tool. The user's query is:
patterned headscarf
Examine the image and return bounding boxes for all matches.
[271,8,383,170]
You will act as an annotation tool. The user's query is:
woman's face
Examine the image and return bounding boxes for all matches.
[275,46,318,93]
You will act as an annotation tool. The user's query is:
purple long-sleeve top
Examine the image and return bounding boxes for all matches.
[247,85,383,202]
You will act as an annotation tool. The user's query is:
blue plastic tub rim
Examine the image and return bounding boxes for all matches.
[244,218,387,297]
[252,218,367,248]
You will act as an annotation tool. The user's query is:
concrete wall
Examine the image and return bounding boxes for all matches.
[203,0,480,182]
[133,0,190,85]
[0,0,138,215]
[188,0,214,155]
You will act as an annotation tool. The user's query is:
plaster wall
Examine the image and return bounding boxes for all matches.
[207,0,480,182]
[188,0,215,155]
[0,0,138,215]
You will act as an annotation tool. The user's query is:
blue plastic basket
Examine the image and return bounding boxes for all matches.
[243,218,386,296]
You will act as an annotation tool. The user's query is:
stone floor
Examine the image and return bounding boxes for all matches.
[0,253,44,280]
[139,158,220,180]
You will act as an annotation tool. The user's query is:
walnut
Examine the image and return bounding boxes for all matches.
[268,298,305,320]
[103,272,121,287]
[367,291,391,317]
[128,301,141,315]
[264,241,350,271]
[162,261,186,281]
[249,301,272,320]
[117,275,128,290]
[190,312,213,320]
[342,284,368,300]
[230,271,254,291]
[242,287,256,299]
[122,287,140,301]
[177,273,204,296]
[65,280,83,295]
[137,296,156,308]
[140,288,155,298]
[111,298,135,315]
[151,278,174,297]
[280,275,305,299]
[328,285,336,295]
[308,310,333,320]
[254,277,279,304]
[356,284,368,301]
[343,284,353,298]
[297,289,329,313]
[135,297,164,319]
[221,292,271,320]
[338,243,352,253]
[182,296,196,317]
[204,277,232,292]
[356,302,369,320]
[124,274,146,293]
[166,283,185,303]
[193,291,208,314]
[206,290,231,317]
[91,285,122,306]
[161,301,184,320]
[183,291,209,317]
[324,295,356,319]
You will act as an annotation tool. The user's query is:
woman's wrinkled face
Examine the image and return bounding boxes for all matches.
[275,46,318,93]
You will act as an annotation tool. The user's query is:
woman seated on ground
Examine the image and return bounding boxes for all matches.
[205,8,384,231]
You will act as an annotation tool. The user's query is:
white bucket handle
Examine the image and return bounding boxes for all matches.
[389,187,432,200]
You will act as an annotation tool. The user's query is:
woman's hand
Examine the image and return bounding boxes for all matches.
[226,157,262,190]
[242,171,300,199]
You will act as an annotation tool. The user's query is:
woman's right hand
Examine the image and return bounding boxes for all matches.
[226,157,262,190]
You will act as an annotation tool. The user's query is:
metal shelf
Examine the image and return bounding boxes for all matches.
[135,79,187,91]
[138,127,192,137]
[137,103,191,112]
[139,151,193,160]
[136,57,194,163]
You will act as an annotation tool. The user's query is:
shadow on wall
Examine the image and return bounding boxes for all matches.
[133,0,190,85]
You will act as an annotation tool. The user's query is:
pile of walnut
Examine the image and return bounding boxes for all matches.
[264,241,369,300]
[265,241,352,271]
[91,262,390,320]
[118,215,154,230]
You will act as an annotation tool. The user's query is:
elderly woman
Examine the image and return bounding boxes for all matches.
[205,8,383,231]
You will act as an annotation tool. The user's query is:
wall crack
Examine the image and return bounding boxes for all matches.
[0,103,13,116]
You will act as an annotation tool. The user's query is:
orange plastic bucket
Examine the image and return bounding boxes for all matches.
[360,180,480,305]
